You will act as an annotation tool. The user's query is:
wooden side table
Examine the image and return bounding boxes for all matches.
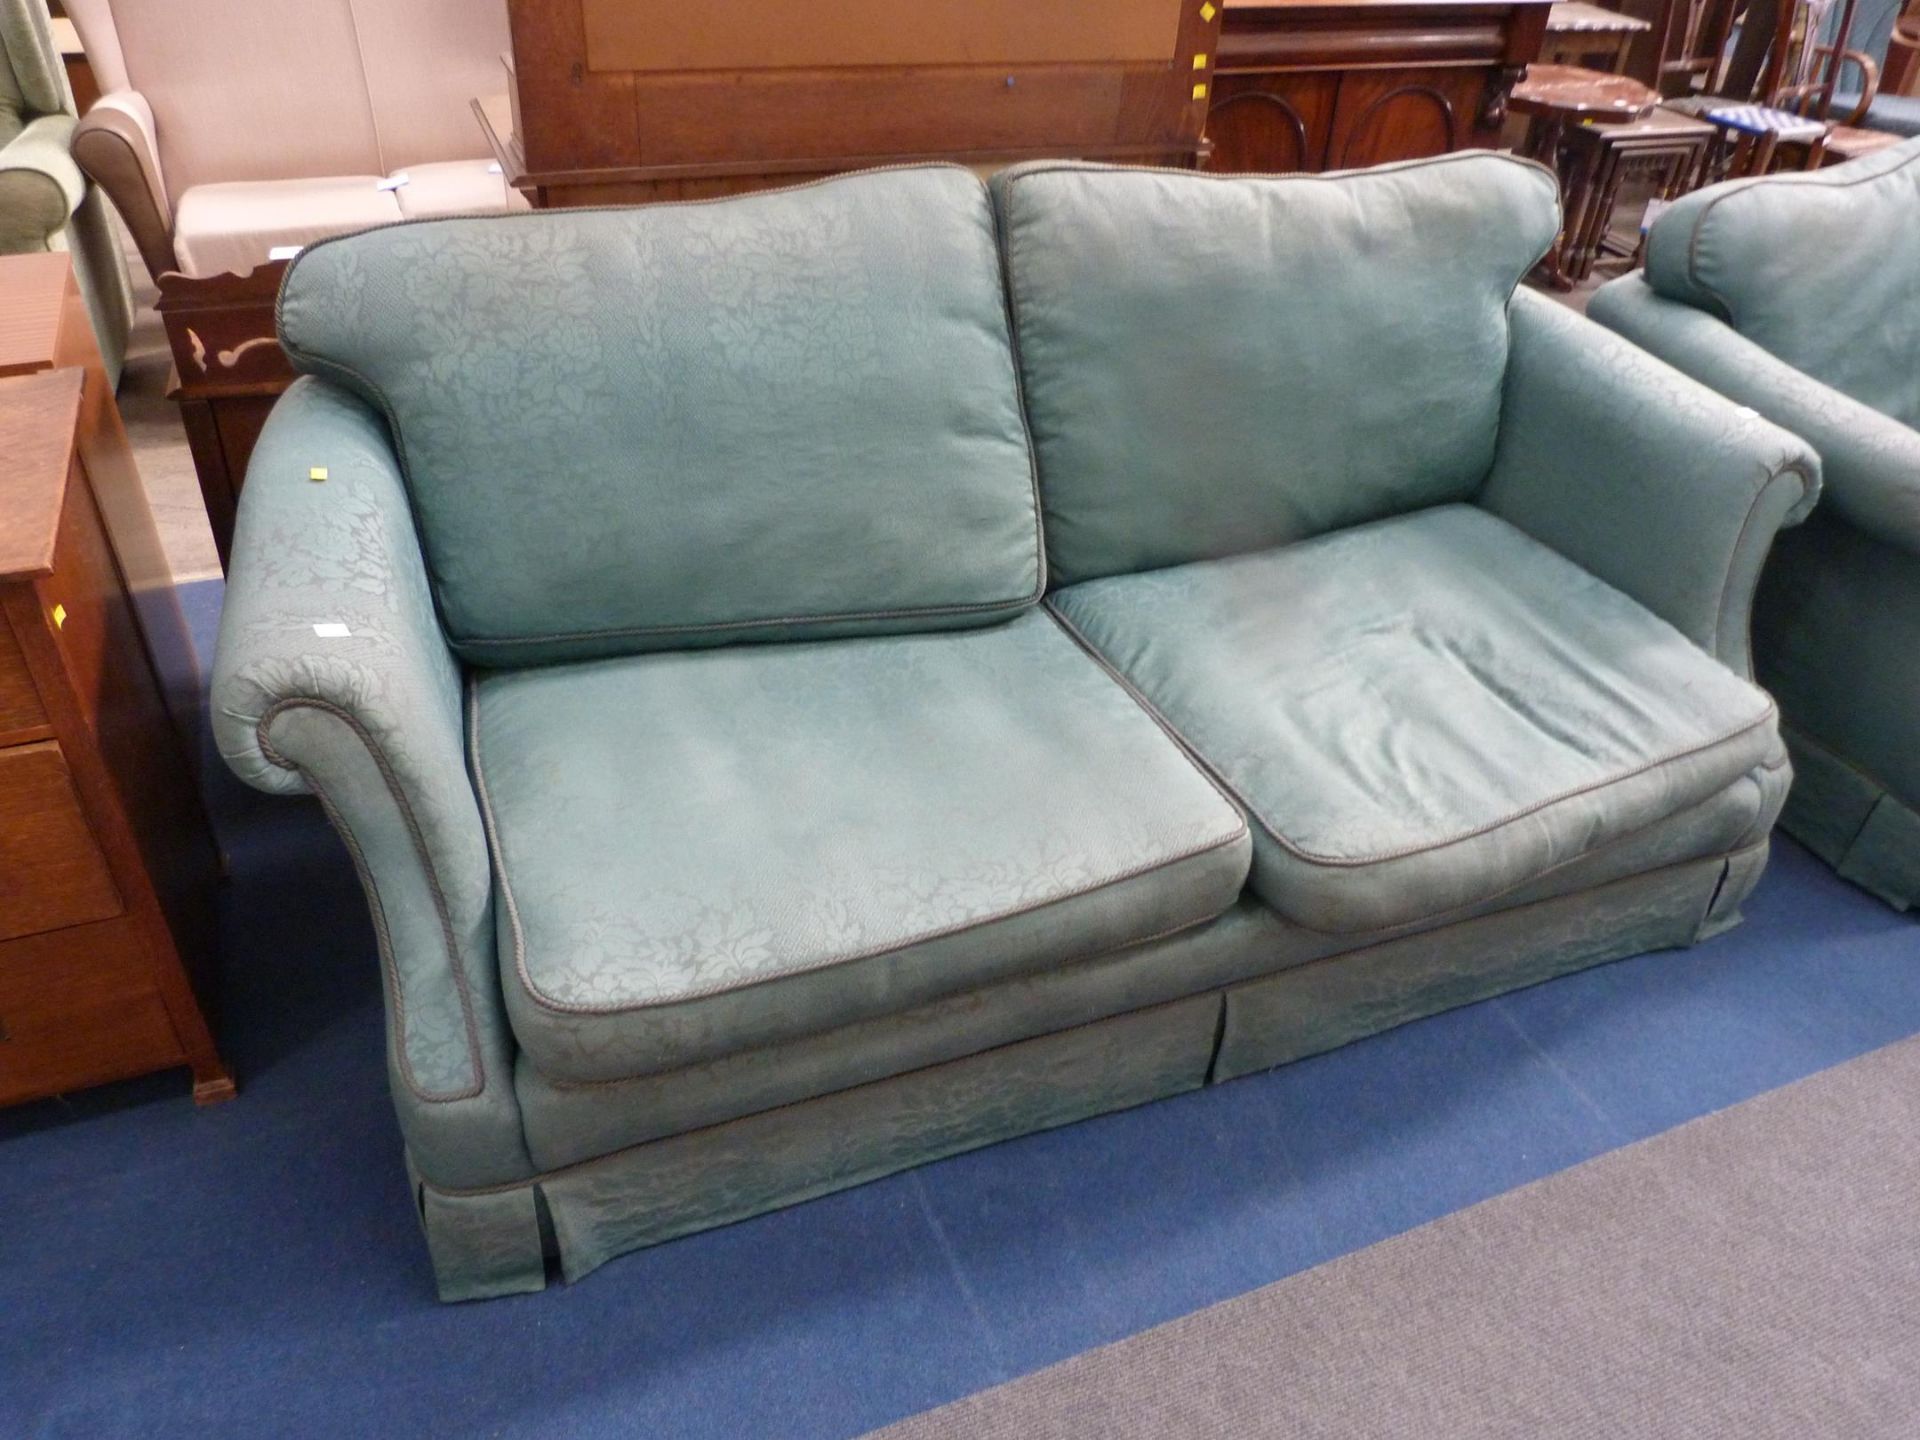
[0,254,231,1108]
[1558,107,1714,281]
[1512,64,1661,287]
[155,262,294,572]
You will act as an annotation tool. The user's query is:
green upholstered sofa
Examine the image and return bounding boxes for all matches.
[1591,138,1920,912]
[213,155,1819,1301]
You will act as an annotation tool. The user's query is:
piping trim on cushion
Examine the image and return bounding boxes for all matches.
[467,671,1252,1018]
[1713,459,1818,670]
[993,153,1559,585]
[420,841,1751,1198]
[1677,142,1920,323]
[419,992,1222,1198]
[533,762,1781,1093]
[275,163,1049,651]
[533,908,1223,1093]
[1043,599,1778,870]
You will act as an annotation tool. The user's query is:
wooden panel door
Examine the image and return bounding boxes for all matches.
[0,741,123,943]
[1206,71,1341,171]
[1324,68,1485,170]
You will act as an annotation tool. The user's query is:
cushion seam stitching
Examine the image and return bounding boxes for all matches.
[469,671,1251,1020]
[532,909,1224,1094]
[420,840,1762,1201]
[1043,595,1778,866]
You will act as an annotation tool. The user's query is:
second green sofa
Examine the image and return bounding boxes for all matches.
[1592,137,1920,911]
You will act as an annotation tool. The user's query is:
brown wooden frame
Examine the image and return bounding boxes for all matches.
[489,0,1224,206]
[154,263,295,571]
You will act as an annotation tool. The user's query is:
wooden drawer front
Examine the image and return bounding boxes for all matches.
[0,918,183,1104]
[0,620,43,739]
[0,740,122,943]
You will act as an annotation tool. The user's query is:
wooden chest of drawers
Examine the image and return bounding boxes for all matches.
[0,254,230,1106]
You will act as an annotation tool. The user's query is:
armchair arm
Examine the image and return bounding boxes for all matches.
[212,378,529,1188]
[1591,275,1920,560]
[70,90,174,279]
[0,114,84,251]
[1480,288,1820,677]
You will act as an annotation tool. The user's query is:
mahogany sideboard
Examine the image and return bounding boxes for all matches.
[0,253,231,1107]
[484,0,1220,206]
[1206,0,1555,172]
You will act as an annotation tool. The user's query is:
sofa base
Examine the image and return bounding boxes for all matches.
[1778,726,1920,913]
[409,845,1758,1302]
[1215,846,1748,1080]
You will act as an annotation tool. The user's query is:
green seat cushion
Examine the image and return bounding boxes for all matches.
[1644,136,1920,427]
[1049,505,1780,933]
[472,610,1251,1083]
[990,154,1558,585]
[277,166,1042,665]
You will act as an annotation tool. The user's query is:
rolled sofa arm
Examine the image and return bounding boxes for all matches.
[212,378,530,1188]
[1480,287,1820,677]
[0,114,84,250]
[1591,274,1920,560]
[71,90,175,279]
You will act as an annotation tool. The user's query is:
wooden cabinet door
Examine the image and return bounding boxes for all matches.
[1323,67,1485,170]
[0,740,122,943]
[1206,71,1341,172]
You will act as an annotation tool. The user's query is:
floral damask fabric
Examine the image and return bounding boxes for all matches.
[212,379,531,1189]
[1643,136,1920,429]
[1590,279,1915,562]
[1591,267,1920,909]
[992,154,1560,585]
[275,166,1043,665]
[1485,288,1820,678]
[470,609,1251,1083]
[1051,504,1783,934]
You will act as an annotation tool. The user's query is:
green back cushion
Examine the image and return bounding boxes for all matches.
[992,155,1558,585]
[277,167,1041,665]
[1646,136,1920,428]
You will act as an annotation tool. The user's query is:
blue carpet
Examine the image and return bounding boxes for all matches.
[4,579,1916,1439]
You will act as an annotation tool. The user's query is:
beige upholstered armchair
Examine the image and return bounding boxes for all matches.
[1,0,132,380]
[65,0,524,281]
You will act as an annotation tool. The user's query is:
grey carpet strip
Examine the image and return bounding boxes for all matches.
[869,1035,1920,1439]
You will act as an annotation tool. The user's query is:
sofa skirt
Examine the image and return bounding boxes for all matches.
[409,842,1762,1302]
[1778,725,1920,912]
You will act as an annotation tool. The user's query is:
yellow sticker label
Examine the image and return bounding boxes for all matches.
[1192,82,1209,100]
[1193,53,1208,69]
[1200,2,1217,20]
[51,604,66,629]
[309,466,329,482]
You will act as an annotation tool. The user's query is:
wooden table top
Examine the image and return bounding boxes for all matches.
[0,368,83,581]
[1512,62,1660,118]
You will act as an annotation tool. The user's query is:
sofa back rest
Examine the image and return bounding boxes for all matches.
[1645,136,1920,428]
[70,0,506,193]
[992,155,1558,585]
[277,166,1042,666]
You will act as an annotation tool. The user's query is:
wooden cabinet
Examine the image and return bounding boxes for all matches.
[485,0,1221,207]
[0,254,230,1107]
[1207,0,1554,173]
